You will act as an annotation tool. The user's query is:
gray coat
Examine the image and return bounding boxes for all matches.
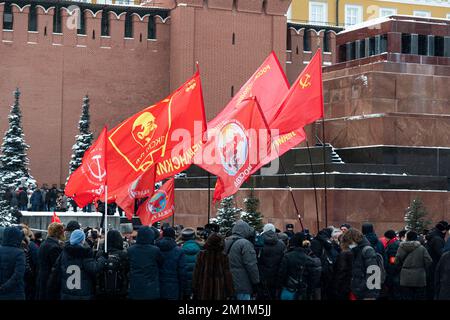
[224,220,260,295]
[395,241,432,288]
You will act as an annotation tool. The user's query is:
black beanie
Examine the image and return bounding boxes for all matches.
[406,230,418,241]
[436,221,449,232]
[384,230,397,240]
[362,223,374,235]
[163,227,176,239]
[290,232,306,248]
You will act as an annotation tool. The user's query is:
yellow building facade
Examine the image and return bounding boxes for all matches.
[288,0,450,27]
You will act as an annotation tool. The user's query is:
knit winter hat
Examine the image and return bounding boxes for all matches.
[263,223,276,234]
[436,221,449,232]
[290,232,306,247]
[163,227,176,239]
[384,230,397,240]
[70,229,85,245]
[66,220,81,232]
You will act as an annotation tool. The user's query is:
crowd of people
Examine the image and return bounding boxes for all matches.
[1,218,450,300]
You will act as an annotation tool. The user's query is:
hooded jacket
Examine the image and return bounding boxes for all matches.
[0,227,25,300]
[425,228,446,265]
[258,230,286,288]
[181,240,202,296]
[156,237,187,300]
[49,244,105,300]
[224,220,260,294]
[435,249,450,300]
[362,223,386,258]
[395,241,432,288]
[127,227,163,300]
[350,237,380,300]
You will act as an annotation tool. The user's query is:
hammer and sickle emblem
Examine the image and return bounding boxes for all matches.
[87,155,106,182]
[299,73,312,89]
[185,80,197,92]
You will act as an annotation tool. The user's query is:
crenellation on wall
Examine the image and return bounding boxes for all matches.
[61,9,78,47]
[264,0,291,16]
[108,11,127,48]
[11,4,30,44]
[131,13,149,48]
[85,9,102,48]
[155,15,170,42]
[234,0,264,14]
[36,6,54,44]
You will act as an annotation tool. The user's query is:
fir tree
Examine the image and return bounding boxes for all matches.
[0,88,35,190]
[241,188,263,232]
[404,197,431,234]
[67,95,93,179]
[0,189,14,227]
[215,196,241,236]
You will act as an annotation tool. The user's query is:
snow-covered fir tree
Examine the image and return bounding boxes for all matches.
[404,197,431,234]
[215,196,241,236]
[0,190,14,227]
[67,95,93,179]
[241,188,263,232]
[0,88,35,190]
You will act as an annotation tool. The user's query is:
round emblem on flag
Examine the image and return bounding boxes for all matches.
[85,154,106,185]
[218,121,248,176]
[147,191,167,214]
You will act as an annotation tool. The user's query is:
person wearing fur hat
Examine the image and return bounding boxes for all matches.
[425,220,449,299]
[278,232,322,300]
[192,233,234,300]
[257,223,286,300]
[224,220,260,300]
[179,228,203,299]
[36,222,64,300]
[156,227,187,300]
[0,226,26,300]
[128,226,163,300]
[48,229,106,300]
[395,231,432,300]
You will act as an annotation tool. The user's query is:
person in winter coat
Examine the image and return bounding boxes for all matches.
[127,226,163,300]
[224,220,260,300]
[20,224,39,300]
[0,227,25,300]
[395,231,432,300]
[435,245,450,300]
[30,187,43,212]
[17,188,28,211]
[36,222,64,300]
[156,227,187,300]
[48,230,106,300]
[342,228,380,300]
[95,230,129,299]
[425,220,449,299]
[310,227,339,300]
[361,223,386,258]
[383,230,401,300]
[333,236,353,300]
[192,232,234,300]
[257,223,286,300]
[179,228,202,299]
[278,232,322,300]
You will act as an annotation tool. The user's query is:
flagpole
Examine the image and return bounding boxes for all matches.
[207,172,211,224]
[306,139,320,233]
[104,185,108,253]
[319,52,328,229]
[279,158,304,231]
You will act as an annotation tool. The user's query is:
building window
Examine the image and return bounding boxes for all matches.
[345,5,363,27]
[309,1,328,25]
[28,4,37,31]
[401,33,411,54]
[380,7,397,18]
[3,3,13,30]
[413,11,431,18]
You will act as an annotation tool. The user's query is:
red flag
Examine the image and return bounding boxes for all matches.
[106,72,206,196]
[200,98,271,202]
[65,127,107,208]
[114,166,157,220]
[137,178,175,226]
[270,49,324,135]
[51,211,61,223]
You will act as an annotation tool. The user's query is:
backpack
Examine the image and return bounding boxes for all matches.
[362,246,386,286]
[98,254,125,296]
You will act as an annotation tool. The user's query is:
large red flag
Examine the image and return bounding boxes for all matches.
[65,127,107,208]
[136,178,175,226]
[270,49,324,135]
[106,72,206,196]
[200,98,271,202]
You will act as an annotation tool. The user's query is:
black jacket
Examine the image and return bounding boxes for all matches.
[257,231,286,288]
[426,229,446,265]
[36,237,63,300]
[0,227,25,300]
[435,250,450,300]
[350,237,380,300]
[49,244,105,300]
[127,227,163,300]
[384,239,401,287]
[278,247,322,299]
[333,250,353,300]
